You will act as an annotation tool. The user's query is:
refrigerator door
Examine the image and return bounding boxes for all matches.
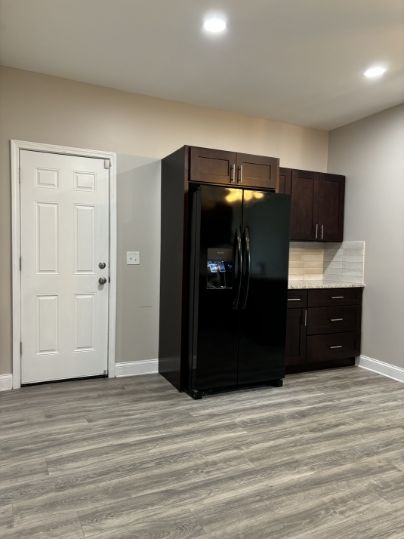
[238,191,290,385]
[190,185,242,391]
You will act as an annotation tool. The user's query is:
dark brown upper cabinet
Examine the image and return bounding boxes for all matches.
[315,173,345,242]
[279,167,345,242]
[190,147,237,185]
[235,153,279,189]
[290,169,316,241]
[189,146,279,190]
[278,167,291,194]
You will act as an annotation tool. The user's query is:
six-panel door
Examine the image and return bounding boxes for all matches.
[20,150,109,384]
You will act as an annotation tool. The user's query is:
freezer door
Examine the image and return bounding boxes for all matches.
[190,185,242,391]
[238,192,290,384]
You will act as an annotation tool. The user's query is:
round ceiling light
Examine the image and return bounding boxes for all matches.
[203,16,227,34]
[363,65,387,79]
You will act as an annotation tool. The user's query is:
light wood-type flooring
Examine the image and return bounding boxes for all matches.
[1,367,404,538]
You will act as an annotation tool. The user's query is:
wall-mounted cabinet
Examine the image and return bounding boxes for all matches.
[190,146,279,190]
[279,168,345,242]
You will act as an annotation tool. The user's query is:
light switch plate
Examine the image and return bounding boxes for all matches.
[127,251,140,265]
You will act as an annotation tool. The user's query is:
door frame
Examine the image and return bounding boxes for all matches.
[11,140,117,389]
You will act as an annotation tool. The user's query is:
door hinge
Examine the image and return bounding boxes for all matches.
[19,256,22,271]
[104,159,111,170]
[20,342,22,356]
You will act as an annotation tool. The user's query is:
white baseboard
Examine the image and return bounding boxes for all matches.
[356,355,404,383]
[0,374,13,391]
[115,359,158,377]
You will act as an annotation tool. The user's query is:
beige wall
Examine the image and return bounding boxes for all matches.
[328,104,404,369]
[116,156,160,364]
[0,65,329,375]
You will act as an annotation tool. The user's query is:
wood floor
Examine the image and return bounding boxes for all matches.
[1,367,404,538]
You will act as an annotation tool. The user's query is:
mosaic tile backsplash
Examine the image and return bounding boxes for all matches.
[289,241,365,284]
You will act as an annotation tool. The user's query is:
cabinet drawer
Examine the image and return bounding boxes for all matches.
[308,287,362,307]
[307,305,360,335]
[307,333,358,363]
[287,290,308,308]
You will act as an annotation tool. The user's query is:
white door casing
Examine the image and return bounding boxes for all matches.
[20,150,110,384]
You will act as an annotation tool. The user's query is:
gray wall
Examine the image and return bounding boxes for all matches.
[328,104,404,368]
[116,156,160,363]
[0,65,329,376]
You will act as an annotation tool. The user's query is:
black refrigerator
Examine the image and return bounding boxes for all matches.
[187,185,290,398]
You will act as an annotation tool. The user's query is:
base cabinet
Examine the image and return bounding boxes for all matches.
[285,287,363,374]
[285,308,307,369]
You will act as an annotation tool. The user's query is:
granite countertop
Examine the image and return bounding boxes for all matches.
[288,280,365,289]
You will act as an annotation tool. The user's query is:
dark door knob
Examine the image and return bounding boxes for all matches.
[99,262,106,269]
[98,277,107,285]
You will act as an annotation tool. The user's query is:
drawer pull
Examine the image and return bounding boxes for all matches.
[330,345,343,349]
[330,318,344,322]
[331,295,344,299]
[288,298,301,302]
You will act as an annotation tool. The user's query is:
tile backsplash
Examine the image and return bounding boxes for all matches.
[289,243,324,281]
[289,241,365,284]
[323,241,365,283]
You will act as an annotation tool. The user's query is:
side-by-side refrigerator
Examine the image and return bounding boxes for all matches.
[187,185,290,398]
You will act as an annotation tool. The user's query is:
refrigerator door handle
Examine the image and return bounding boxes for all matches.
[241,226,251,310]
[232,228,243,310]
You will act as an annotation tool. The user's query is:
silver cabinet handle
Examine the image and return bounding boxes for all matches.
[315,224,318,239]
[330,318,344,322]
[304,309,307,327]
[321,224,324,240]
[230,164,236,183]
[330,345,343,349]
[331,296,344,299]
[288,298,301,302]
[238,164,243,184]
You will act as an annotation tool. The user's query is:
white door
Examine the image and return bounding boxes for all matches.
[20,150,110,384]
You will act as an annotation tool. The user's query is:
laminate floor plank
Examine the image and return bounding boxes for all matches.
[1,367,404,537]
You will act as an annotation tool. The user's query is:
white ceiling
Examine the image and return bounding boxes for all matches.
[1,0,403,130]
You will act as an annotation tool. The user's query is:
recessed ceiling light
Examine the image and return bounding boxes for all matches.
[363,65,387,79]
[203,16,227,34]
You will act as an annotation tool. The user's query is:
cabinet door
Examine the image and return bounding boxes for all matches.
[315,173,345,242]
[289,170,316,240]
[278,167,291,194]
[236,153,279,189]
[190,147,236,185]
[285,308,307,371]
